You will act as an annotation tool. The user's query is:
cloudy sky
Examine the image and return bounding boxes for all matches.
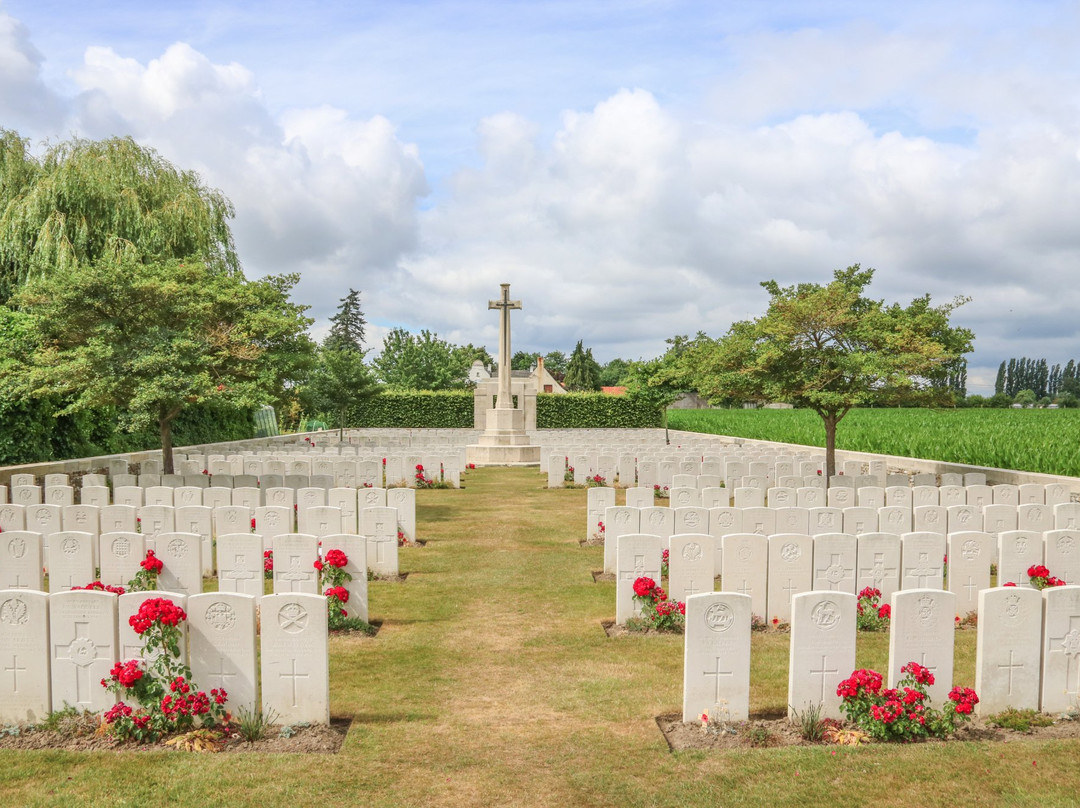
[3,0,1079,394]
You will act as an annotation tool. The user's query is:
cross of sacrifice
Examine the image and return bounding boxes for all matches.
[488,283,522,410]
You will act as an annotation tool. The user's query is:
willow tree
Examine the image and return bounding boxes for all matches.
[689,265,973,480]
[11,255,315,474]
[0,130,237,298]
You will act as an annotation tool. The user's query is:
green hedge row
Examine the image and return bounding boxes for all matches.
[537,393,661,428]
[0,399,255,466]
[347,391,474,428]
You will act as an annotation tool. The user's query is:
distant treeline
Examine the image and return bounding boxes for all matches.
[994,357,1080,399]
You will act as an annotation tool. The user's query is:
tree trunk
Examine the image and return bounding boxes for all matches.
[159,405,182,476]
[663,407,670,445]
[822,412,838,487]
[339,406,346,444]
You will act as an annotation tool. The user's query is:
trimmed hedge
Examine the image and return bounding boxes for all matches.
[347,390,474,428]
[537,393,662,429]
[0,399,255,466]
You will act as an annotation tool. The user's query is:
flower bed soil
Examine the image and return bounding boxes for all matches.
[656,713,1080,752]
[0,715,351,753]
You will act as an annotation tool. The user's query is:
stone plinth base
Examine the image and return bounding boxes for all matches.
[466,443,541,466]
[467,407,539,465]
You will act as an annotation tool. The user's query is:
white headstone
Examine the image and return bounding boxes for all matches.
[624,488,653,509]
[855,533,902,604]
[0,531,43,590]
[217,534,265,599]
[587,488,616,542]
[47,531,95,593]
[359,487,387,509]
[361,507,399,576]
[156,532,203,595]
[682,592,751,722]
[774,506,810,535]
[98,505,135,535]
[788,591,856,720]
[0,589,51,722]
[187,592,259,715]
[272,534,321,594]
[720,533,767,619]
[947,532,993,617]
[767,534,813,623]
[260,593,329,724]
[1040,584,1080,713]
[49,589,118,713]
[808,507,843,536]
[668,534,714,602]
[615,534,662,625]
[254,505,292,551]
[323,534,369,623]
[888,588,955,704]
[387,488,416,542]
[99,532,145,589]
[328,488,359,534]
[812,533,858,594]
[640,507,675,542]
[974,586,1042,715]
[1045,530,1080,584]
[998,530,1043,588]
[604,506,640,575]
[842,507,878,536]
[900,532,946,590]
[674,507,709,537]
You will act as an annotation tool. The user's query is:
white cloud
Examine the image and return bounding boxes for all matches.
[0,10,64,130]
[64,40,428,330]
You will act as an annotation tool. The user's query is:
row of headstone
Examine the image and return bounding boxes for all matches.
[0,589,329,725]
[0,527,391,595]
[601,503,1079,574]
[0,498,413,556]
[658,482,1071,510]
[681,585,1080,723]
[615,528,1078,626]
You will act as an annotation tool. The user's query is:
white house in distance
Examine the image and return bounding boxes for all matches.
[470,356,566,430]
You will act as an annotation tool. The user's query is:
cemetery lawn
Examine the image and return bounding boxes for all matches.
[668,407,1080,477]
[2,468,1078,807]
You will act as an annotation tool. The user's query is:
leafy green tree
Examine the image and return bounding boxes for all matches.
[8,255,314,473]
[1014,389,1037,407]
[323,288,367,353]
[563,340,602,391]
[304,348,380,441]
[599,358,631,387]
[373,328,487,390]
[511,350,535,371]
[0,131,237,300]
[685,265,972,480]
[543,351,568,380]
[625,357,683,444]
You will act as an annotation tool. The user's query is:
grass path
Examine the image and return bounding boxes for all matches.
[1,467,1078,807]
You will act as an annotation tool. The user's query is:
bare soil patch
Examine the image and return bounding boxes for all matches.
[0,715,351,754]
[656,712,1080,752]
[592,570,615,583]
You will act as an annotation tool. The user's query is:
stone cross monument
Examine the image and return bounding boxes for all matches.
[466,282,540,466]
[489,283,521,410]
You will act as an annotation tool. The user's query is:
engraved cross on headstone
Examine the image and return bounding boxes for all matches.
[997,649,1024,695]
[5,654,25,692]
[281,658,310,707]
[703,656,733,702]
[488,283,522,409]
[809,653,839,702]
